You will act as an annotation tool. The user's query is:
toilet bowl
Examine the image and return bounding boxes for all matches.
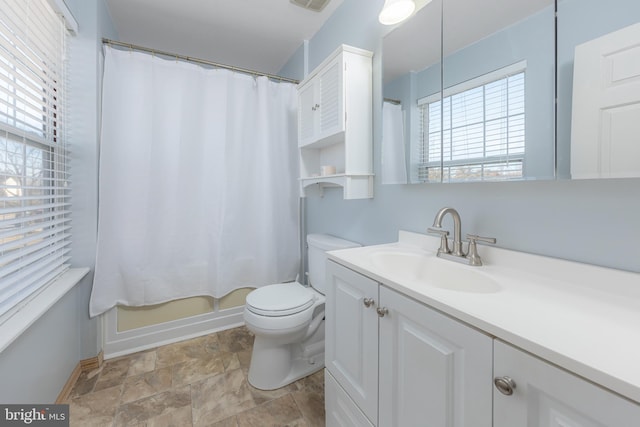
[244,234,360,390]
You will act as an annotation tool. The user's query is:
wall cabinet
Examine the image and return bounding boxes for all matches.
[297,45,373,199]
[298,55,343,147]
[494,340,640,426]
[326,260,640,427]
[325,260,493,426]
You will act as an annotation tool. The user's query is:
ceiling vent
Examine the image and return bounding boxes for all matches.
[290,0,331,12]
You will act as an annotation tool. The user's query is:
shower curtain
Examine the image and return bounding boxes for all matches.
[381,101,408,184]
[90,47,299,317]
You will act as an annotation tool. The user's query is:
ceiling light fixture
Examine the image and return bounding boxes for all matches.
[290,0,331,12]
[378,0,416,25]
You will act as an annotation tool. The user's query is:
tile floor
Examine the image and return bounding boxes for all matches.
[64,326,325,426]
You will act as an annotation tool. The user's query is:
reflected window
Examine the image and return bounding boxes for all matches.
[418,62,526,182]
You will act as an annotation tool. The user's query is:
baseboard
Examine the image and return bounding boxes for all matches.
[56,351,104,404]
[80,350,103,372]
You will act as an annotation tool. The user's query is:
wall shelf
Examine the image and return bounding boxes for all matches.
[297,45,374,199]
[299,174,374,198]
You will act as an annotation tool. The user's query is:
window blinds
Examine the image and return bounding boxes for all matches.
[418,63,526,182]
[0,0,70,319]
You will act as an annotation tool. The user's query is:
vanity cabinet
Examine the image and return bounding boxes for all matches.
[325,260,493,426]
[325,260,378,425]
[494,340,640,426]
[297,45,373,199]
[325,258,640,426]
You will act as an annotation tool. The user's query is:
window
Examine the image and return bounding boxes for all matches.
[418,62,526,182]
[0,0,70,319]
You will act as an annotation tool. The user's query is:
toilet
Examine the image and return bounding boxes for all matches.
[243,233,360,390]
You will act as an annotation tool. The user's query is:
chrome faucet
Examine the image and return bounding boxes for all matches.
[427,207,496,266]
[430,207,465,257]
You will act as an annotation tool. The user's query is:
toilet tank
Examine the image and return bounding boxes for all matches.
[306,234,360,295]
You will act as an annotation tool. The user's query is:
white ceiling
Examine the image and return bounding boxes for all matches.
[104,0,344,75]
[105,0,554,83]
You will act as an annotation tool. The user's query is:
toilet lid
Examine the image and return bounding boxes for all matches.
[246,283,315,316]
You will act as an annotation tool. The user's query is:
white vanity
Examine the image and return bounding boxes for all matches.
[324,230,640,426]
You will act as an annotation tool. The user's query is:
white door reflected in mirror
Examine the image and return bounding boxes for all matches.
[570,22,640,179]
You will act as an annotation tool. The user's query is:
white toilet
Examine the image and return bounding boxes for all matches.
[243,233,360,390]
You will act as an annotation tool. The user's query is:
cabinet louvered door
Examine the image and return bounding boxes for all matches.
[318,57,344,140]
[298,81,317,146]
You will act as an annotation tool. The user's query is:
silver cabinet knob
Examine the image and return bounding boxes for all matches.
[363,298,375,308]
[376,307,389,317]
[494,376,516,396]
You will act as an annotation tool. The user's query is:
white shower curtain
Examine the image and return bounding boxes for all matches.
[90,47,299,317]
[381,101,408,184]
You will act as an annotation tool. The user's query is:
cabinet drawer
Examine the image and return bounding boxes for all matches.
[325,369,374,427]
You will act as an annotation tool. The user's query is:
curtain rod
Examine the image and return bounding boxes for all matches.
[102,38,300,84]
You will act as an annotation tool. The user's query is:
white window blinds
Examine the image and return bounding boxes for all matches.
[418,62,526,182]
[0,0,70,319]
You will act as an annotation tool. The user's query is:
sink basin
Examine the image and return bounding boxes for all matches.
[370,250,501,294]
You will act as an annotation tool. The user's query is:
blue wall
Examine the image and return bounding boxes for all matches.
[67,0,118,361]
[280,0,640,273]
[0,0,117,403]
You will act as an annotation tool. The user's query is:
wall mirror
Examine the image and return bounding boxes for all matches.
[382,0,442,184]
[383,0,556,184]
[557,0,640,179]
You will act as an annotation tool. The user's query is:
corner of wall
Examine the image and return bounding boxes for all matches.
[278,42,307,81]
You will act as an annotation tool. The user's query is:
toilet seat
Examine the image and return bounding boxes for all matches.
[246,282,315,317]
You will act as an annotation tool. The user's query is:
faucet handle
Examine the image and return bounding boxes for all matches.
[466,234,496,266]
[466,234,496,245]
[428,227,450,255]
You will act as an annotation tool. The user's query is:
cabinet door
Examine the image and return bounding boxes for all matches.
[494,340,640,426]
[325,369,375,427]
[317,57,344,139]
[325,261,379,425]
[378,286,493,427]
[298,81,317,146]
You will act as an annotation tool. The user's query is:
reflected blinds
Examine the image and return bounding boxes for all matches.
[0,0,70,319]
[418,63,526,182]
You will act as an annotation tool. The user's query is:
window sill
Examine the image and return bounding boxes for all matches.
[0,268,90,353]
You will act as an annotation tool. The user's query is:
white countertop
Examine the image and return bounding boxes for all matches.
[327,230,640,404]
